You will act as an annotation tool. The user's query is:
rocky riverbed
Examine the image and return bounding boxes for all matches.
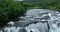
[1,9,60,32]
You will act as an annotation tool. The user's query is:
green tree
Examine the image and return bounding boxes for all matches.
[0,0,26,27]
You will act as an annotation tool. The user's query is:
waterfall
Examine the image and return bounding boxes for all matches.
[3,9,60,32]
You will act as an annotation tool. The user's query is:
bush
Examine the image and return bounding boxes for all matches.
[0,0,26,26]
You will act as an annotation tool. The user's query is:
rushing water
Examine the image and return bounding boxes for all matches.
[3,9,60,32]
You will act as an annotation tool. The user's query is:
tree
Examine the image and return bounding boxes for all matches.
[0,0,26,27]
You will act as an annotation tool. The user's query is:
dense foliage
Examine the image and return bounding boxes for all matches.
[0,0,26,27]
[23,0,60,11]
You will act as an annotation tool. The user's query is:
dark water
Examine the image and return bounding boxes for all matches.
[3,9,60,32]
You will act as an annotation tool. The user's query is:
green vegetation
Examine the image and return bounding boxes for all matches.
[0,0,26,27]
[0,0,60,27]
[23,0,60,11]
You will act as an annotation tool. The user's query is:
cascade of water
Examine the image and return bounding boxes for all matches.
[48,13,60,32]
[3,9,60,32]
[4,26,21,32]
